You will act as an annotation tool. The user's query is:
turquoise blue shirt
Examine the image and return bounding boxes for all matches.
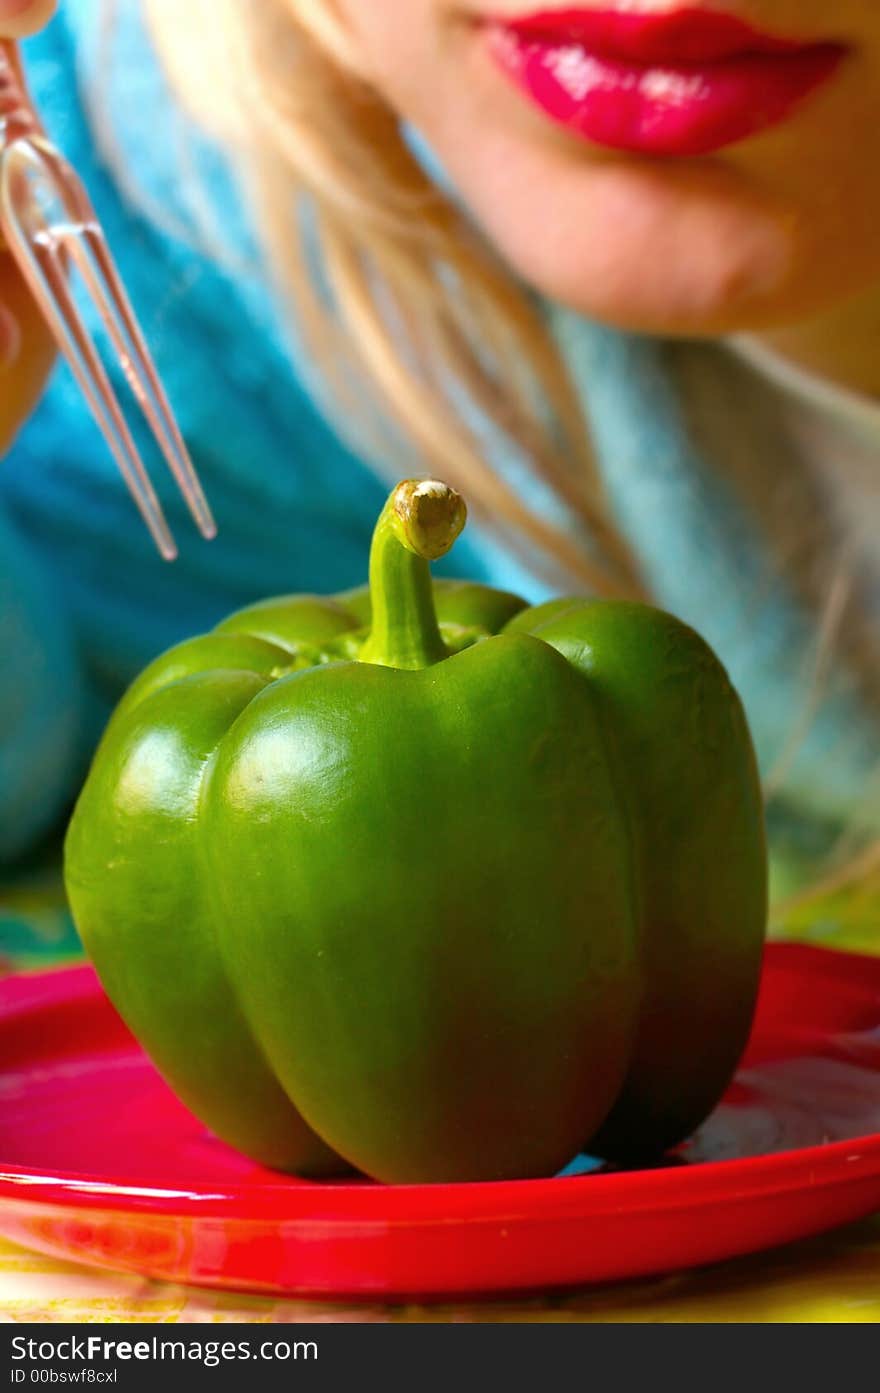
[1,3,877,880]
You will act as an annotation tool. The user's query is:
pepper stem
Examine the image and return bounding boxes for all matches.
[359,480,467,670]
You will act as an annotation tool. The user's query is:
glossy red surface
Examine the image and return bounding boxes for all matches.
[2,944,880,1299]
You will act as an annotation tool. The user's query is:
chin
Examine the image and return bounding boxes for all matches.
[452,138,860,338]
[495,233,804,340]
[518,261,818,339]
[484,185,809,337]
[531,246,877,341]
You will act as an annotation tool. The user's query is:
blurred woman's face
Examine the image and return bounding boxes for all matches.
[328,2,880,338]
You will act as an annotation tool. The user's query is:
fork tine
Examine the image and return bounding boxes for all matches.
[0,166,179,559]
[53,149,217,543]
[0,135,215,556]
[80,227,219,541]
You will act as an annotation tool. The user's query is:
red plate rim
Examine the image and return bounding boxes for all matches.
[2,943,880,1226]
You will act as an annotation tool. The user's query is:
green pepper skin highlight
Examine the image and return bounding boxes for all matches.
[65,480,766,1182]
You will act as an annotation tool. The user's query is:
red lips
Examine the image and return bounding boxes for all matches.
[487,7,847,157]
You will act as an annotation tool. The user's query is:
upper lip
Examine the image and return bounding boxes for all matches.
[491,7,841,65]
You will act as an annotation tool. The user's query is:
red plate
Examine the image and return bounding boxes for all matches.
[2,943,880,1299]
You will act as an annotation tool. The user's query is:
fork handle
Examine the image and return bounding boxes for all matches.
[0,40,40,146]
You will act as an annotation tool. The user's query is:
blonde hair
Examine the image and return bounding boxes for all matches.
[138,0,643,600]
[129,0,877,920]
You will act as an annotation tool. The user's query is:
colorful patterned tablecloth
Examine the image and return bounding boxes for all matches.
[3,843,880,1324]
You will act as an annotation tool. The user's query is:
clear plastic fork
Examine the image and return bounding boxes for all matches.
[0,41,215,560]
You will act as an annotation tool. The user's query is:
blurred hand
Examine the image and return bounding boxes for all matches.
[0,2,59,453]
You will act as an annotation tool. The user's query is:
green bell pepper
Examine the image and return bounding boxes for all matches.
[65,479,767,1183]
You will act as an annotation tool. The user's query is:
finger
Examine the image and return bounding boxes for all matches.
[0,301,20,371]
[0,251,56,453]
[0,0,56,39]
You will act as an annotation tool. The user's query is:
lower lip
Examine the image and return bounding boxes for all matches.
[487,26,845,158]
